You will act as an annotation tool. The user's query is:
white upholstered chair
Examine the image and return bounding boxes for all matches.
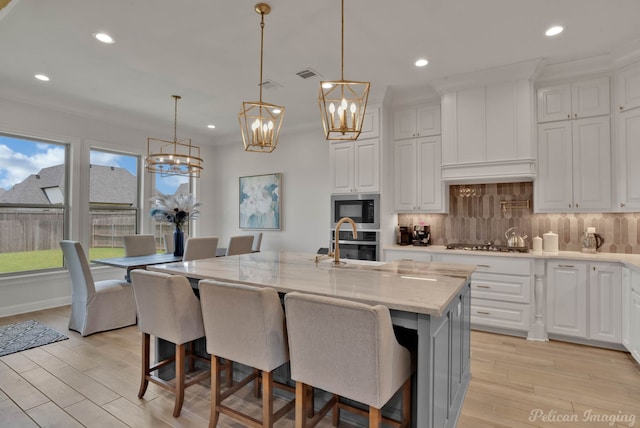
[123,234,157,257]
[60,240,137,337]
[251,232,263,252]
[225,235,254,256]
[284,292,413,428]
[130,269,210,417]
[183,236,219,262]
[199,280,295,427]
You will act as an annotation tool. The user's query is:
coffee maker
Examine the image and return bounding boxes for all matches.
[413,224,431,246]
[398,226,412,245]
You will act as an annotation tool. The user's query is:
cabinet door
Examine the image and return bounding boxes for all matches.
[393,140,417,211]
[537,84,571,122]
[622,268,631,350]
[631,284,640,365]
[571,77,610,119]
[588,263,621,343]
[615,60,640,112]
[616,108,640,210]
[393,108,417,140]
[572,117,611,210]
[546,262,588,337]
[329,141,354,193]
[358,106,380,139]
[354,139,379,192]
[384,250,431,262]
[416,136,442,211]
[536,122,573,210]
[417,105,441,137]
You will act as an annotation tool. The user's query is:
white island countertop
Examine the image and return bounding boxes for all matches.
[148,251,475,317]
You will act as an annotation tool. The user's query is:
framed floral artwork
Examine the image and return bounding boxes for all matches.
[239,173,281,230]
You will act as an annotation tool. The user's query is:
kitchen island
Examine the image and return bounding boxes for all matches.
[149,251,475,428]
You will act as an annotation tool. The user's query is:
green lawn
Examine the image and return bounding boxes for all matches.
[0,247,128,274]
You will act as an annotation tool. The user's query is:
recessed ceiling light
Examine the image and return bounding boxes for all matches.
[415,59,429,67]
[545,25,564,37]
[34,74,50,81]
[94,32,114,44]
[207,124,216,129]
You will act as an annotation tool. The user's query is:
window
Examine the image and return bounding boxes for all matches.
[89,149,140,259]
[0,134,68,274]
[153,173,190,252]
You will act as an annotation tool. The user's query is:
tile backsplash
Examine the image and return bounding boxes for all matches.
[398,182,640,254]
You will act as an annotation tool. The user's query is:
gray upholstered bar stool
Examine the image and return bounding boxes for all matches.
[284,292,413,428]
[130,269,210,417]
[198,280,295,428]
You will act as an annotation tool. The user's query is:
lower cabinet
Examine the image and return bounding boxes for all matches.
[546,261,621,344]
[383,248,431,262]
[629,269,640,364]
[439,254,533,334]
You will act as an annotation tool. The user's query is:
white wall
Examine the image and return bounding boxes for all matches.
[202,126,332,254]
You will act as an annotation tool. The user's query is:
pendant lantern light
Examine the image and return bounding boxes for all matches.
[318,0,370,140]
[238,3,285,153]
[145,95,203,178]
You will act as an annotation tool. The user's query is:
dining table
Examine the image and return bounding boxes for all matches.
[148,251,475,428]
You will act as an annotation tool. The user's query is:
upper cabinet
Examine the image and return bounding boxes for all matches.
[537,77,610,123]
[615,60,640,113]
[329,105,380,194]
[440,79,536,182]
[393,105,441,140]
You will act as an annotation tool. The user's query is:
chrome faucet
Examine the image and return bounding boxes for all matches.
[330,217,358,264]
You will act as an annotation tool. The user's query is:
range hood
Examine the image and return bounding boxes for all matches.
[441,158,536,184]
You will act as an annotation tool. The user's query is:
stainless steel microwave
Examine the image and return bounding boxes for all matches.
[331,193,380,230]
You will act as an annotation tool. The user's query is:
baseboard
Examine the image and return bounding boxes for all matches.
[0,296,71,318]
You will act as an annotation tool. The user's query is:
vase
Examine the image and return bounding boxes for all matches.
[173,227,184,257]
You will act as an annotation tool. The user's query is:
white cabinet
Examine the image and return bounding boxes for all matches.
[615,108,640,211]
[440,79,535,181]
[622,268,631,350]
[393,104,440,140]
[537,77,610,123]
[536,116,611,212]
[630,270,640,364]
[615,60,640,112]
[588,263,622,343]
[358,106,380,139]
[383,249,431,262]
[546,261,588,337]
[439,254,533,333]
[393,136,444,212]
[546,261,622,344]
[329,138,379,194]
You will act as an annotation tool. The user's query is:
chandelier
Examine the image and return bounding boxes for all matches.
[318,0,370,141]
[239,3,285,153]
[145,95,203,178]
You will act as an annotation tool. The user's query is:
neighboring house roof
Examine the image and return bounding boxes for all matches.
[0,164,137,205]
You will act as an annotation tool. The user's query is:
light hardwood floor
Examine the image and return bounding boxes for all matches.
[1,306,639,427]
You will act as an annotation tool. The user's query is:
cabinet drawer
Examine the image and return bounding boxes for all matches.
[440,254,533,276]
[471,299,531,331]
[472,272,531,303]
[384,250,431,262]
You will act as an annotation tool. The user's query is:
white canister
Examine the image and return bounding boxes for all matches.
[532,236,543,254]
[543,231,558,254]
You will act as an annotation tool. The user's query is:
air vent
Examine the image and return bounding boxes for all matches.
[296,68,320,79]
[259,80,281,90]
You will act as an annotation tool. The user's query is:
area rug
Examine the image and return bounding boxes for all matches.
[0,320,68,357]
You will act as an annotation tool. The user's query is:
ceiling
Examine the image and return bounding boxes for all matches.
[1,0,640,145]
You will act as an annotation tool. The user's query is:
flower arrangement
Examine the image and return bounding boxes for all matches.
[149,192,201,230]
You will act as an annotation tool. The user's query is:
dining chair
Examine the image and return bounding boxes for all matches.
[225,235,254,256]
[130,269,210,417]
[284,292,413,428]
[251,232,263,252]
[123,234,157,257]
[199,280,295,427]
[183,236,219,261]
[60,240,137,337]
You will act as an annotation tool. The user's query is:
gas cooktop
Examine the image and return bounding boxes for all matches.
[446,243,529,253]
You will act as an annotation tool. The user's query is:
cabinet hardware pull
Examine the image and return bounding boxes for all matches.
[567,114,571,119]
[574,113,577,118]
[621,202,626,207]
[569,204,572,208]
[558,264,575,268]
[620,106,624,110]
[478,264,491,268]
[477,311,491,315]
[477,285,491,289]
[575,203,579,208]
